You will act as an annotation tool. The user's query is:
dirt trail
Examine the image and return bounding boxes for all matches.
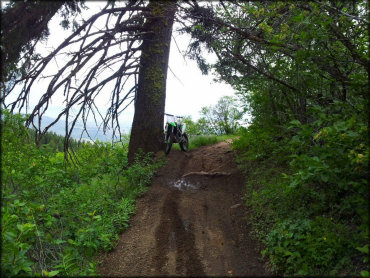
[98,141,268,276]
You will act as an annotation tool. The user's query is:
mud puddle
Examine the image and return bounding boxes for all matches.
[170,178,201,190]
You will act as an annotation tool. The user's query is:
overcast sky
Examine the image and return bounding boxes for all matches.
[6,2,236,133]
[166,29,236,119]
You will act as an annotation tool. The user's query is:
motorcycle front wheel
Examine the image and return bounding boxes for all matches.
[165,133,174,154]
[180,133,189,152]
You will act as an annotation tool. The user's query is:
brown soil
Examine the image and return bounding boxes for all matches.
[98,141,268,276]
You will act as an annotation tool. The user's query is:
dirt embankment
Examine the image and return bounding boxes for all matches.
[98,141,268,276]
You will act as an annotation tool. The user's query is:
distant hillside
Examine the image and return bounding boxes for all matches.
[34,116,130,142]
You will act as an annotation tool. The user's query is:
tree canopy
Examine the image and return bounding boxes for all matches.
[182,1,368,125]
[197,96,243,135]
[1,1,83,84]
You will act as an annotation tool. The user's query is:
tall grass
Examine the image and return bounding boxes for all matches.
[173,134,235,151]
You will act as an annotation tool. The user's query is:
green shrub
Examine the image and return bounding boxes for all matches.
[233,102,369,276]
[1,111,162,276]
[263,217,354,275]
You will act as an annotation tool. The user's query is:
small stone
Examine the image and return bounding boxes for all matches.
[230,203,241,209]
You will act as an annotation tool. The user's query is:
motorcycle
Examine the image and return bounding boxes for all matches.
[164,113,189,154]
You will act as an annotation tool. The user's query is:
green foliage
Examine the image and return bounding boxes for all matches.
[182,116,202,136]
[262,217,354,275]
[27,128,82,152]
[233,102,369,275]
[182,96,244,137]
[199,96,244,135]
[1,111,162,276]
[183,115,218,136]
[173,134,234,151]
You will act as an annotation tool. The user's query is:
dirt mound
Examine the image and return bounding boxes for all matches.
[98,141,268,276]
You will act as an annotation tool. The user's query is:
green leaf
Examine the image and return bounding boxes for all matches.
[357,244,369,254]
[284,250,293,256]
[361,270,370,277]
[22,266,33,273]
[288,120,302,129]
[4,231,17,241]
[320,174,329,183]
[54,239,66,245]
[48,270,60,277]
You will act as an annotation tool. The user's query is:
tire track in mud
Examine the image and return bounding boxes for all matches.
[98,141,268,276]
[153,189,204,276]
[152,150,205,276]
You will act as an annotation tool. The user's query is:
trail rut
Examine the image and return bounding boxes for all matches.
[98,141,268,276]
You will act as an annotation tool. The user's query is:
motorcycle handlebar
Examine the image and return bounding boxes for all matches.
[165,113,183,118]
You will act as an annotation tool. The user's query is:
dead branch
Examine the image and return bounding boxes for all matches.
[2,1,150,150]
[182,171,231,178]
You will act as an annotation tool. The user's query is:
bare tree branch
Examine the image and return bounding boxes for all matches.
[2,1,149,149]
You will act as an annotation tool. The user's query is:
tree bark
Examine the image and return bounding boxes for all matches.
[128,1,176,163]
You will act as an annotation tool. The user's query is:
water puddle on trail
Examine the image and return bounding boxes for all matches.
[170,178,200,190]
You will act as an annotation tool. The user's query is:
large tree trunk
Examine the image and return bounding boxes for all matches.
[128,1,176,163]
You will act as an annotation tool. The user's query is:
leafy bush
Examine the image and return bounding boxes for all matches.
[262,217,354,275]
[1,111,163,276]
[233,101,369,276]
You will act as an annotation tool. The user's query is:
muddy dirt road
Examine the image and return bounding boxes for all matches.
[98,141,268,276]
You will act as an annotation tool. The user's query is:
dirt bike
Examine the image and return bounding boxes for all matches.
[164,113,189,154]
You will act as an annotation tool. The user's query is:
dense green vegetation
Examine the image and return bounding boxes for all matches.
[233,114,368,275]
[1,110,163,276]
[184,1,369,276]
[27,129,81,152]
